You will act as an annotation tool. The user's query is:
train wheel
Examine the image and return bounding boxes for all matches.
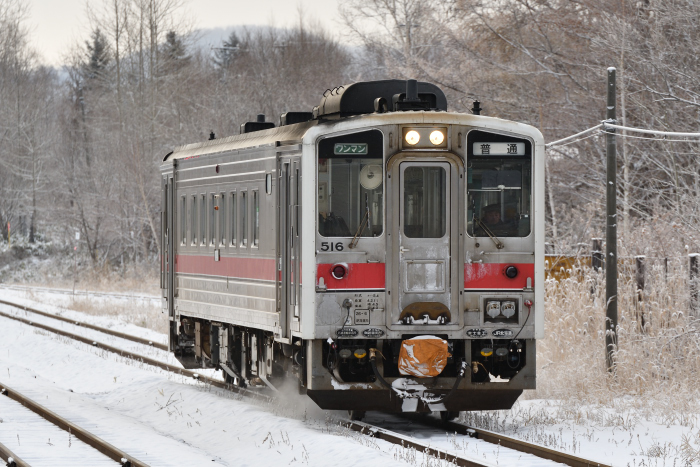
[440,411,459,422]
[348,410,366,421]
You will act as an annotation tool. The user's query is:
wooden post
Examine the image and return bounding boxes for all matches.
[690,254,700,316]
[605,67,618,373]
[591,238,603,272]
[635,255,646,332]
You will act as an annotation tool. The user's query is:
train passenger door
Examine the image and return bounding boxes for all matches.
[278,157,301,339]
[387,159,460,328]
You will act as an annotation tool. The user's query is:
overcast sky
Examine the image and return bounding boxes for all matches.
[26,0,343,66]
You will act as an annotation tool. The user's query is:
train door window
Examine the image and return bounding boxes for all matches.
[403,166,447,238]
[466,131,532,238]
[241,191,248,247]
[230,192,237,246]
[317,130,384,238]
[180,196,186,244]
[253,190,259,247]
[200,194,206,246]
[191,195,197,245]
[219,192,226,246]
[209,193,216,245]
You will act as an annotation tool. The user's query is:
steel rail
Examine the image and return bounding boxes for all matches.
[0,309,271,403]
[403,415,610,467]
[342,420,489,467]
[0,382,146,466]
[0,298,167,350]
[0,440,28,467]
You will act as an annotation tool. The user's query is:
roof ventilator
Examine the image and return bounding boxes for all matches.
[240,114,275,134]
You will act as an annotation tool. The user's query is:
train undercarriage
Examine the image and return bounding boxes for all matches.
[173,316,534,417]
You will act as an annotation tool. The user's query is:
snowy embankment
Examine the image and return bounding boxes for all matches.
[1,286,699,466]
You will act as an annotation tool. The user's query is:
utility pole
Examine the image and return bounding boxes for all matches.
[605,67,618,373]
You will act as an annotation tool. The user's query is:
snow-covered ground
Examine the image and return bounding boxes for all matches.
[0,286,698,466]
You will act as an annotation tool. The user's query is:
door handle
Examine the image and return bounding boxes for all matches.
[400,247,410,253]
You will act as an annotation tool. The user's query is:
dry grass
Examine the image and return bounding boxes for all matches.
[530,258,700,419]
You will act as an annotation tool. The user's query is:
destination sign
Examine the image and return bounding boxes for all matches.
[472,142,525,156]
[334,143,368,155]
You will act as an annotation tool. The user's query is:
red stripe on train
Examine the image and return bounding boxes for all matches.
[176,255,277,281]
[465,263,534,289]
[317,263,386,290]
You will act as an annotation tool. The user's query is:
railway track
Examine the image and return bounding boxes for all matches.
[0,284,159,303]
[0,296,608,467]
[0,382,145,466]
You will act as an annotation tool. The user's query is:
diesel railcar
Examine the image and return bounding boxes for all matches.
[159,79,544,419]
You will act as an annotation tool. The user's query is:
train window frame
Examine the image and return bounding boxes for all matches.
[191,194,197,246]
[252,189,260,248]
[200,194,206,246]
[209,193,216,246]
[465,130,533,239]
[240,190,248,248]
[230,191,237,247]
[180,195,186,245]
[219,192,226,247]
[316,129,385,239]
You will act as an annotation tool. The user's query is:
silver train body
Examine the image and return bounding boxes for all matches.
[159,80,544,415]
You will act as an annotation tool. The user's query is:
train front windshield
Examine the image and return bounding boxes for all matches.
[467,131,532,238]
[317,130,384,238]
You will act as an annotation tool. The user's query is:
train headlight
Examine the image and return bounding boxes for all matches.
[486,301,501,318]
[405,130,420,145]
[429,130,444,145]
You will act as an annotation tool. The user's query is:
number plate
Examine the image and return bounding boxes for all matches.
[354,309,370,325]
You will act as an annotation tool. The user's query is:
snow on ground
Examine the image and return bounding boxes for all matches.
[1,286,699,466]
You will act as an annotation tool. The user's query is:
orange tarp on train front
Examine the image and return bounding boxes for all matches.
[398,336,450,377]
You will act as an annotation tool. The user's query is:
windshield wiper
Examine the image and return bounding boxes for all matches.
[349,193,371,249]
[472,198,504,249]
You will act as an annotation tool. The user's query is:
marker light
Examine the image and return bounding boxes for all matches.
[429,130,445,145]
[331,264,347,280]
[501,301,516,318]
[405,130,420,145]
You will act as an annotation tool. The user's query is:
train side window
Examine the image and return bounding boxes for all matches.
[209,193,216,245]
[200,194,206,245]
[241,191,248,247]
[191,195,197,245]
[219,192,226,246]
[253,190,259,247]
[230,192,237,246]
[180,196,186,244]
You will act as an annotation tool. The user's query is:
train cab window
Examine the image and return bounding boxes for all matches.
[191,195,197,245]
[219,192,226,246]
[466,131,532,238]
[230,192,237,246]
[317,130,384,238]
[404,166,447,238]
[200,194,206,245]
[180,196,186,244]
[241,191,248,247]
[253,190,259,247]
